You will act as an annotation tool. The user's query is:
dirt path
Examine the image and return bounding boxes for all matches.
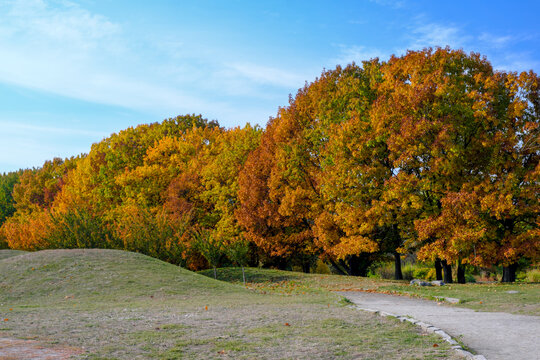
[0,337,81,359]
[340,291,540,360]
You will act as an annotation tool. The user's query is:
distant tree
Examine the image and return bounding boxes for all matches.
[193,227,225,279]
[0,170,22,226]
[226,236,250,285]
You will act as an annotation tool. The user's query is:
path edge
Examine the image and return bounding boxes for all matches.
[356,306,488,360]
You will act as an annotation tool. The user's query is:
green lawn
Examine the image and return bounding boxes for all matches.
[199,267,540,316]
[0,249,457,359]
[379,282,540,316]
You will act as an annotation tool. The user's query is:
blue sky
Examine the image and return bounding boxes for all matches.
[0,0,539,172]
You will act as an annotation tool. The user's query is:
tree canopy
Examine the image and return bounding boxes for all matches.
[1,48,537,281]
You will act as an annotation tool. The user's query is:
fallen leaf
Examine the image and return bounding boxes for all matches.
[284,323,290,326]
[3,319,8,321]
[433,344,439,347]
[9,308,12,311]
[205,306,208,311]
[217,350,226,354]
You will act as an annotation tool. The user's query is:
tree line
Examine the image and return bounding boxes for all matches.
[0,48,538,283]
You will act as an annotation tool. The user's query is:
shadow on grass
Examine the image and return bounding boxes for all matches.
[198,267,304,284]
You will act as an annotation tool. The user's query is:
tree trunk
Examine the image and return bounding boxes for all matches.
[442,259,453,283]
[457,262,466,284]
[328,259,348,275]
[213,266,217,279]
[434,258,443,281]
[394,251,403,280]
[302,260,311,273]
[241,265,246,286]
[502,263,517,283]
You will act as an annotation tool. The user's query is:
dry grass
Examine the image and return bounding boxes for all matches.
[0,249,458,359]
[200,267,540,316]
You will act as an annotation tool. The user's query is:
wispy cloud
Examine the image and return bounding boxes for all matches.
[492,52,539,73]
[478,33,513,49]
[369,0,406,9]
[0,0,212,113]
[331,45,389,66]
[0,0,302,127]
[0,120,102,171]
[228,63,307,89]
[408,22,469,50]
[0,120,106,137]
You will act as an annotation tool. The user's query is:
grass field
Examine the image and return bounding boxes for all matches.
[199,267,540,316]
[0,249,457,359]
[0,249,27,260]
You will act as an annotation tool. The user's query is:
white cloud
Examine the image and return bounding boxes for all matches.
[0,120,106,137]
[331,45,389,66]
[0,0,299,126]
[0,120,101,171]
[492,52,539,73]
[478,33,513,49]
[408,22,469,50]
[228,63,308,89]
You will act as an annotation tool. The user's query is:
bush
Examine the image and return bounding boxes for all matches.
[526,269,540,283]
[374,262,395,279]
[371,261,440,281]
[314,258,332,274]
[0,233,7,249]
[47,209,118,250]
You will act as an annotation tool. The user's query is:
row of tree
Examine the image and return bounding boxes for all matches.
[0,48,538,282]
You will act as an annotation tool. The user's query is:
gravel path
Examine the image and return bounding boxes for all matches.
[340,291,540,360]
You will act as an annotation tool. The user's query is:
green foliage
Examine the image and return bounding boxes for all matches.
[0,170,22,225]
[519,269,540,283]
[372,262,436,281]
[0,235,7,249]
[112,204,188,265]
[192,228,225,278]
[226,237,250,267]
[47,209,118,249]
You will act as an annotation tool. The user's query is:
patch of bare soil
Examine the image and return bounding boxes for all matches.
[0,337,82,360]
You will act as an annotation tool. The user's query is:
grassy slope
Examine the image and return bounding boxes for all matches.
[199,267,540,316]
[0,249,457,360]
[0,249,27,260]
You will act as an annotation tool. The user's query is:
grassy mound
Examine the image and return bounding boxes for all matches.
[0,249,27,260]
[0,250,458,359]
[0,249,240,308]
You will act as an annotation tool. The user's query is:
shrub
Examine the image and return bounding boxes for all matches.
[526,269,540,283]
[374,262,395,279]
[47,209,117,250]
[314,259,332,274]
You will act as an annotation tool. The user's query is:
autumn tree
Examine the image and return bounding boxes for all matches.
[371,48,539,283]
[416,70,539,282]
[238,63,388,275]
[1,157,79,250]
[113,123,260,268]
